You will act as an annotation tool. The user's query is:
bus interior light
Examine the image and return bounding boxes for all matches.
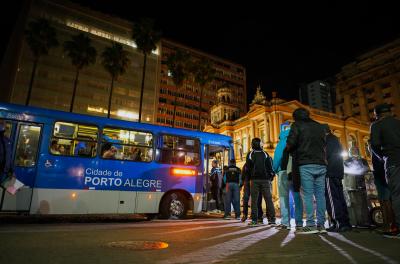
[171,168,197,176]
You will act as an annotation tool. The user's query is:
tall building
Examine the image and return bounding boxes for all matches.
[0,0,247,130]
[1,0,160,123]
[335,38,400,121]
[205,87,371,203]
[299,80,335,112]
[157,39,246,130]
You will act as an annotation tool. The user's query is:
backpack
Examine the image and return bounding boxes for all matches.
[248,150,275,180]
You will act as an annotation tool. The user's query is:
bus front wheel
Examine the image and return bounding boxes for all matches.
[160,192,187,219]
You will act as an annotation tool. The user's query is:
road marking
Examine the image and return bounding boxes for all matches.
[159,227,279,264]
[202,225,270,241]
[162,222,243,234]
[280,229,295,247]
[328,232,398,264]
[319,235,358,264]
[0,219,238,233]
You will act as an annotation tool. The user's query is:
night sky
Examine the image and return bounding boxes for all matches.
[2,1,399,104]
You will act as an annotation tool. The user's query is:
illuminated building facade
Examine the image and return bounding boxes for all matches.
[1,0,160,122]
[1,0,247,130]
[157,39,247,130]
[205,87,371,201]
[335,38,400,121]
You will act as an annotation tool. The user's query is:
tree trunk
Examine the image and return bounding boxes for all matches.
[69,68,80,112]
[138,53,147,123]
[107,77,114,118]
[25,57,39,106]
[197,85,204,131]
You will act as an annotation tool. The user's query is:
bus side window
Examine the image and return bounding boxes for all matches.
[102,127,153,162]
[51,122,98,158]
[15,125,41,167]
[159,135,200,166]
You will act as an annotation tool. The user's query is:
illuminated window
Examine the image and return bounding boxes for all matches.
[51,122,98,157]
[158,135,200,166]
[102,127,153,162]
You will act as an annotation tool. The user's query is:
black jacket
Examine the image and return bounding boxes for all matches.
[224,165,241,184]
[370,116,400,167]
[326,133,344,179]
[246,149,274,180]
[286,116,327,166]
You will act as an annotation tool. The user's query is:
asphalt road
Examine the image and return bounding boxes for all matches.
[0,217,399,264]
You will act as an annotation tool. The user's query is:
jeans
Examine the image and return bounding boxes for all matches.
[300,164,327,227]
[250,180,275,222]
[225,182,240,217]
[278,170,303,227]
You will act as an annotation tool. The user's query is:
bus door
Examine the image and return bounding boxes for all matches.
[0,122,42,212]
[202,145,230,211]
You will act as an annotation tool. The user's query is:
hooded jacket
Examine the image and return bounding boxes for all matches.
[273,128,290,172]
[286,108,327,166]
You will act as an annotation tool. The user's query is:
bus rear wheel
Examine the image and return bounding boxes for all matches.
[160,192,187,219]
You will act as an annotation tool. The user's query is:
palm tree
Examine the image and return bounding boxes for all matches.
[24,18,59,105]
[132,18,161,123]
[191,58,216,130]
[165,49,190,128]
[63,33,97,112]
[101,43,130,118]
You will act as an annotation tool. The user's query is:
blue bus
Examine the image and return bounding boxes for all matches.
[0,103,234,218]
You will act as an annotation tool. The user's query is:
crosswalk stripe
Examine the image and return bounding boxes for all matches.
[202,225,270,241]
[280,229,295,247]
[319,235,358,264]
[328,232,398,264]
[159,227,279,264]
[162,222,243,234]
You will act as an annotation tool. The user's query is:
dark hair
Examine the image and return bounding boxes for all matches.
[102,142,112,153]
[251,138,262,150]
[374,103,391,116]
[51,140,58,147]
[293,107,310,121]
[229,159,236,165]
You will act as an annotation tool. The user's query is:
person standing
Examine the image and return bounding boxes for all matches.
[241,163,264,222]
[0,119,13,184]
[370,103,400,238]
[286,108,327,234]
[370,142,397,234]
[323,124,352,232]
[274,127,303,230]
[210,160,222,211]
[246,138,276,227]
[223,159,241,219]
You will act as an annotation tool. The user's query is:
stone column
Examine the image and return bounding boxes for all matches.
[264,113,269,144]
[391,79,400,117]
[357,89,368,122]
[343,94,352,117]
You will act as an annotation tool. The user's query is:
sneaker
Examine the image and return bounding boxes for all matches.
[235,217,241,220]
[241,217,247,222]
[326,225,338,232]
[268,221,276,226]
[318,226,327,234]
[295,226,303,231]
[277,224,290,230]
[338,225,352,232]
[223,215,231,220]
[296,226,319,234]
[248,221,258,227]
[257,218,264,224]
[383,231,400,239]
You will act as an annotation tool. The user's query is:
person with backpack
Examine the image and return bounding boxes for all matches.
[246,137,276,227]
[241,163,264,222]
[223,159,242,219]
